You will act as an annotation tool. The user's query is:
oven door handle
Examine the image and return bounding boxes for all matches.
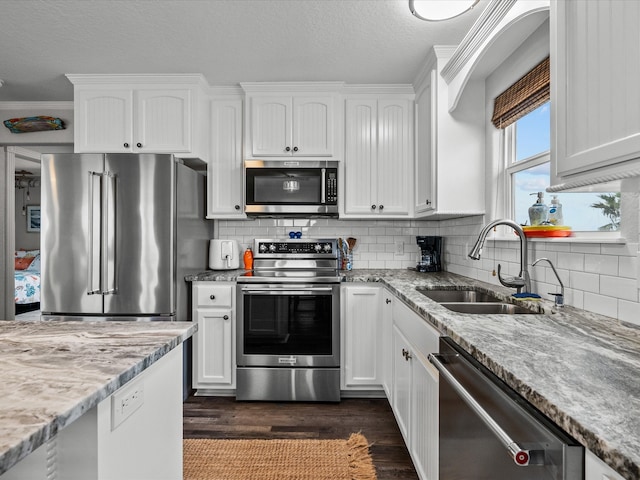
[240,287,334,295]
[428,353,545,467]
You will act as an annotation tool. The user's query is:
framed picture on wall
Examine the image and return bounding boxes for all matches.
[26,205,40,232]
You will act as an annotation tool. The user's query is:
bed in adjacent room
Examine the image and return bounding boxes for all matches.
[14,250,41,314]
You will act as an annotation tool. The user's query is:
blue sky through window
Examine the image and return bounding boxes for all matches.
[512,104,618,231]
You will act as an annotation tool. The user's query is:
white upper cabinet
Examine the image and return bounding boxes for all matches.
[413,47,485,219]
[343,94,413,218]
[242,83,342,159]
[67,74,207,159]
[207,96,245,219]
[552,0,640,185]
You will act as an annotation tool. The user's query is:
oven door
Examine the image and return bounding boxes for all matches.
[237,283,340,368]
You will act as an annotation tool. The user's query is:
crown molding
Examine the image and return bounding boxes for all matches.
[0,101,74,110]
[241,82,345,94]
[441,0,518,83]
[342,84,415,96]
[66,73,208,87]
[208,85,244,97]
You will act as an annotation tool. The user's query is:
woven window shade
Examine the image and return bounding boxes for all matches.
[491,56,550,129]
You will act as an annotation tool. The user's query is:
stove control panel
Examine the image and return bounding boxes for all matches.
[255,239,336,256]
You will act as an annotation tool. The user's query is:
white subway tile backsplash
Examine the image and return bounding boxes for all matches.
[583,292,618,318]
[557,252,585,271]
[600,275,638,302]
[584,254,619,276]
[618,299,640,327]
[215,217,640,324]
[618,254,638,279]
[569,271,600,293]
[570,243,602,254]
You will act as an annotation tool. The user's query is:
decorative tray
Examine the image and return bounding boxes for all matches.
[522,225,573,238]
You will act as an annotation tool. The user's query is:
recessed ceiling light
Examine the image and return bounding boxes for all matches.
[409,0,480,21]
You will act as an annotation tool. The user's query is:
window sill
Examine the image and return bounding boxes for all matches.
[488,233,626,244]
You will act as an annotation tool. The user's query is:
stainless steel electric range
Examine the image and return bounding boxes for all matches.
[236,238,341,402]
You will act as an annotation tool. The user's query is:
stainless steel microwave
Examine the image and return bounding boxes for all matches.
[244,160,339,217]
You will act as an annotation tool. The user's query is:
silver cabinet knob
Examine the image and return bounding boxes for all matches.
[209,295,215,300]
[123,143,129,148]
[223,315,229,320]
[136,142,142,148]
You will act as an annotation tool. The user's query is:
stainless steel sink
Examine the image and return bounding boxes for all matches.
[439,302,541,315]
[416,288,503,303]
[415,287,541,315]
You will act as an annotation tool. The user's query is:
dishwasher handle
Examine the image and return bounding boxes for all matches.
[428,352,544,467]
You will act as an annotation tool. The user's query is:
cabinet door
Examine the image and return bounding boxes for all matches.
[342,285,382,388]
[194,308,234,387]
[381,290,393,398]
[585,449,625,480]
[377,99,412,215]
[135,89,191,153]
[414,72,436,215]
[292,96,334,156]
[392,325,412,441]
[208,98,245,218]
[251,96,292,156]
[344,99,378,215]
[74,89,133,153]
[410,351,439,480]
[554,0,640,178]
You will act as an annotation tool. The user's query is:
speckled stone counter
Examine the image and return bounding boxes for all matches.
[188,267,640,478]
[185,268,246,282]
[342,269,640,480]
[0,320,196,476]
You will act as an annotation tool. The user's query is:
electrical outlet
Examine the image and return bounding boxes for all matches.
[395,241,404,255]
[111,380,144,430]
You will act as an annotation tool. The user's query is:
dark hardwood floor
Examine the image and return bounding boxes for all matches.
[183,396,419,480]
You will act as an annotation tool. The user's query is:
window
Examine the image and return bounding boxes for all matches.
[507,103,620,231]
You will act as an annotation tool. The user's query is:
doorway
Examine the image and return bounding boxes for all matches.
[3,146,72,320]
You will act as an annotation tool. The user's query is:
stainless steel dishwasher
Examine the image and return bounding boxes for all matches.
[429,337,584,479]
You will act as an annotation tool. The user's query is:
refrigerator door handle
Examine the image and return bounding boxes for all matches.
[101,172,118,295]
[87,171,102,295]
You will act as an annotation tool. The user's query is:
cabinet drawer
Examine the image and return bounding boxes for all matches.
[195,284,233,307]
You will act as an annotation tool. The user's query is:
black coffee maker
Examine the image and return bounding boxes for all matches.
[416,236,442,272]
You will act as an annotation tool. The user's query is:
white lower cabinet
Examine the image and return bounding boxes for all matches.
[585,450,626,480]
[2,346,183,480]
[341,285,384,391]
[192,282,236,391]
[391,298,439,480]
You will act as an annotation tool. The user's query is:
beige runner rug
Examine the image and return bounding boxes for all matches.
[183,433,377,480]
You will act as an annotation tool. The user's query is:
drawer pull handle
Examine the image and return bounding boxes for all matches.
[209,295,215,300]
[223,315,229,320]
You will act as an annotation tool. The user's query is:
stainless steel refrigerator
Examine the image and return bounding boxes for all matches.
[40,153,211,321]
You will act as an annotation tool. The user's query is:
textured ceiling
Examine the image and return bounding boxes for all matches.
[0,0,488,101]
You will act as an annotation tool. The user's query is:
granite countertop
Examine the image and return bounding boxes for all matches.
[0,320,196,476]
[189,267,640,478]
[342,269,640,480]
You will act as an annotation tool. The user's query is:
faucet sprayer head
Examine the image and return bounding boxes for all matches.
[468,239,484,260]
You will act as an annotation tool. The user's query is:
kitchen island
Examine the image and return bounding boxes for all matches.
[0,320,196,479]
[189,268,640,479]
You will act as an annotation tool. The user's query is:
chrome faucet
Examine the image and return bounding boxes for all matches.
[468,219,531,293]
[532,257,565,308]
